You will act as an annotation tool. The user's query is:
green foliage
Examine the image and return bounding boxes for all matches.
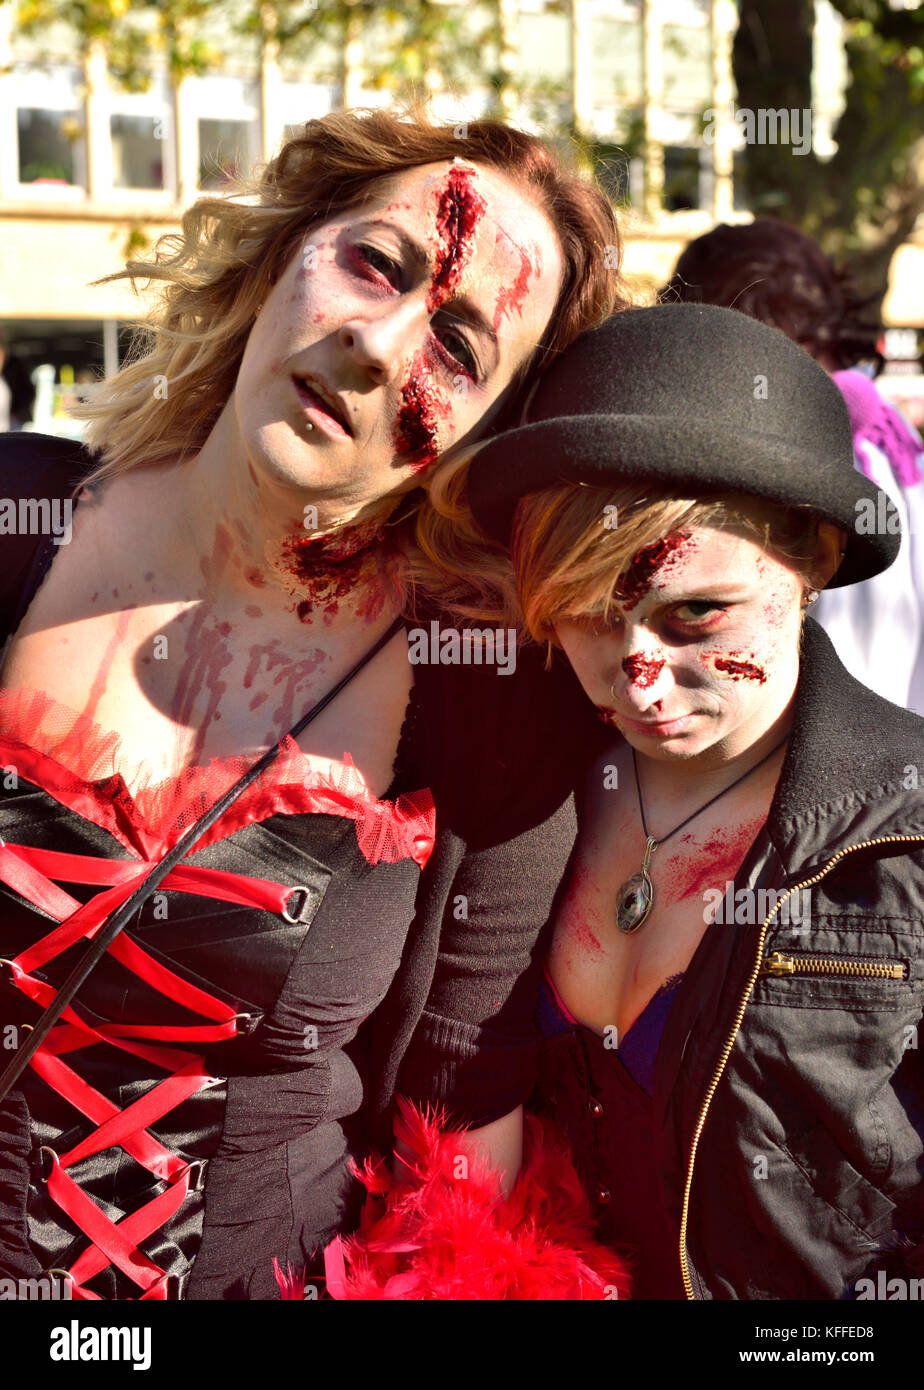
[733,0,924,305]
[14,0,230,86]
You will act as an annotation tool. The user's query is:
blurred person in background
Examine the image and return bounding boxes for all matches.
[662,220,924,714]
[0,330,12,432]
[0,328,34,431]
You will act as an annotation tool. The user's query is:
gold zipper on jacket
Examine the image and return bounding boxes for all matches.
[677,833,924,1301]
[761,951,906,980]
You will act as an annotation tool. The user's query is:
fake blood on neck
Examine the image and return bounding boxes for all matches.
[270,517,388,625]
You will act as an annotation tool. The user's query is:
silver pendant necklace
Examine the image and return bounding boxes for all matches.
[615,737,788,935]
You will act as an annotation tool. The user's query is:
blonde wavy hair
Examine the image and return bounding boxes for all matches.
[78,106,629,510]
[411,468,827,652]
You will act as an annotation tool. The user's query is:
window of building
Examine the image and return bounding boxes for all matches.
[110,113,165,190]
[17,107,78,184]
[663,144,700,210]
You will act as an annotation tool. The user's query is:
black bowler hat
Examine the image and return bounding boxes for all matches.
[468,303,899,587]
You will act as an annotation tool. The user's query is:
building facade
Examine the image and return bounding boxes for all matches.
[0,0,921,431]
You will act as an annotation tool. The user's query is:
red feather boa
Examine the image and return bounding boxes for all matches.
[276,1098,631,1300]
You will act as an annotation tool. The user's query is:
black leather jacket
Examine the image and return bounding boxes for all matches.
[541,618,924,1300]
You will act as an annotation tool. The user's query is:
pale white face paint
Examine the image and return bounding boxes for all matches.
[234,161,563,522]
[555,524,805,764]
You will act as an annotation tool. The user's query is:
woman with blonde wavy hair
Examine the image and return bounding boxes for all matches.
[0,105,628,1300]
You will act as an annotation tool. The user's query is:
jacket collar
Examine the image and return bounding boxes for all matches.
[767,617,924,876]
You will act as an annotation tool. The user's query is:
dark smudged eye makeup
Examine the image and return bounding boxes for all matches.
[431,314,479,378]
[353,242,401,285]
[663,600,730,636]
[350,242,480,380]
[672,601,727,621]
[564,600,731,640]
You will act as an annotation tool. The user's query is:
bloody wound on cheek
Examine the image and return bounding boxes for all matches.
[710,655,768,684]
[394,352,451,472]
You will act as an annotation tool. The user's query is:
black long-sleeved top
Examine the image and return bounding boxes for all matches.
[533,620,924,1300]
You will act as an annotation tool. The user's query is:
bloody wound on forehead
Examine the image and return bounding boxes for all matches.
[614,531,693,610]
[394,166,487,472]
[427,165,488,314]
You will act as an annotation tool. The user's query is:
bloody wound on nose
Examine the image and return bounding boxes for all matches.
[622,653,665,689]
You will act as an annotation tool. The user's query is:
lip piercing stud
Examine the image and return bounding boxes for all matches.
[304,420,314,431]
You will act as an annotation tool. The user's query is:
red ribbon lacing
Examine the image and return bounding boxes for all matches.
[0,839,309,1301]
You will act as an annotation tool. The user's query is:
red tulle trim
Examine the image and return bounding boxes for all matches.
[0,686,435,867]
[275,1098,632,1301]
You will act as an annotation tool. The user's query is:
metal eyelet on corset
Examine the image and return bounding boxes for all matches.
[36,1146,58,1183]
[175,1158,208,1192]
[231,1012,259,1036]
[282,885,315,924]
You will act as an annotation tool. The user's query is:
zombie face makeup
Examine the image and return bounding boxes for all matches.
[555,524,806,764]
[234,161,563,523]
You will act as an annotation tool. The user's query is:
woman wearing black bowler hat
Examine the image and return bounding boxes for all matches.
[402,302,924,1300]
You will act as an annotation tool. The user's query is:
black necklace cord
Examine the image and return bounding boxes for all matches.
[0,613,405,1106]
[632,733,789,848]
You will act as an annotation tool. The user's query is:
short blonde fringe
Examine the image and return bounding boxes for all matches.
[410,466,826,655]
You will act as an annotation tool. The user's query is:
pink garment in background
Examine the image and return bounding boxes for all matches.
[833,369,923,488]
